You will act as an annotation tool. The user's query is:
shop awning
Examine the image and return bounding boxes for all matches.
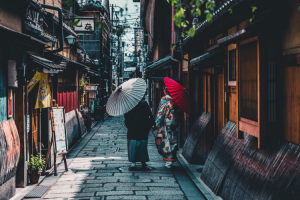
[88,69,99,76]
[146,56,172,71]
[28,53,65,73]
[0,24,50,48]
[45,52,91,71]
[190,48,223,67]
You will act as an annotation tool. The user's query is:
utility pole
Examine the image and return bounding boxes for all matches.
[117,34,120,85]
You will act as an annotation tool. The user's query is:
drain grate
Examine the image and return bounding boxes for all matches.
[24,186,50,198]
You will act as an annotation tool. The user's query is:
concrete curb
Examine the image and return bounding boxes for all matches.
[177,151,222,200]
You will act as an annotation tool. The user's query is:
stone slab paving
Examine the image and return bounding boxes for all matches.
[41,116,204,200]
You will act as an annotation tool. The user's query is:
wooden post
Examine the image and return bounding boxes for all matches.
[63,153,68,171]
[43,134,54,171]
[53,124,57,176]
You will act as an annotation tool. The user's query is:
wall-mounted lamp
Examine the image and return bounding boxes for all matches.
[66,35,76,45]
[94,59,99,65]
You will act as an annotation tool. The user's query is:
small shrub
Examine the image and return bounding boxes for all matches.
[28,153,45,173]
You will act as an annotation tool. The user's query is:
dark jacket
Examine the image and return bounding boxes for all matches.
[124,100,155,140]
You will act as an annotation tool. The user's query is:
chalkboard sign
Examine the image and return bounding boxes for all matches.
[52,107,68,155]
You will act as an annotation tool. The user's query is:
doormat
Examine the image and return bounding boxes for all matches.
[24,186,50,198]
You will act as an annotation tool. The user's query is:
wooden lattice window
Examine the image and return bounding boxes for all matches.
[228,44,237,86]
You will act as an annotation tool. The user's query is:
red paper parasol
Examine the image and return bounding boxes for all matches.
[164,77,191,114]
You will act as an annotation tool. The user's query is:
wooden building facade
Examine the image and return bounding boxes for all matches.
[0,0,100,199]
[143,0,300,199]
[142,0,182,116]
[181,0,300,199]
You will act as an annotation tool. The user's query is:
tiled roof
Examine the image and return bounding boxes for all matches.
[28,53,66,71]
[183,0,239,42]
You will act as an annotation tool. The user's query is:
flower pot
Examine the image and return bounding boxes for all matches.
[30,172,41,184]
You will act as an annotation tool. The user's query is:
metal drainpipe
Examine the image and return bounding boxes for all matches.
[41,4,64,53]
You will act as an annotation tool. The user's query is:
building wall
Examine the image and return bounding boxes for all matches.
[0,7,22,32]
[0,44,7,122]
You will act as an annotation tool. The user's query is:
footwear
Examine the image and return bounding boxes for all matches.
[165,162,174,168]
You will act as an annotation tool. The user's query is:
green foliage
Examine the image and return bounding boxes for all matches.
[250,6,257,23]
[66,0,73,8]
[173,7,185,28]
[72,19,80,29]
[171,0,179,6]
[298,6,300,10]
[80,75,89,88]
[186,27,195,37]
[252,6,257,13]
[28,153,45,173]
[112,28,117,34]
[99,22,106,31]
[80,75,89,95]
[166,0,254,38]
[206,12,213,22]
[205,1,215,11]
[172,45,177,50]
[88,25,92,32]
[117,25,125,36]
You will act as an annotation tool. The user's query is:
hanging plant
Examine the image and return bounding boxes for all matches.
[80,74,89,95]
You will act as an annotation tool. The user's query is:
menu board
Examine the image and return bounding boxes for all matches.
[52,107,67,155]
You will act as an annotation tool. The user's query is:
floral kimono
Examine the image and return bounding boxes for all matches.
[154,95,179,162]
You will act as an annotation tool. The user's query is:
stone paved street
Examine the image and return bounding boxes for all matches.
[41,116,204,200]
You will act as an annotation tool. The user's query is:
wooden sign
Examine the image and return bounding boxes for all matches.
[85,85,98,91]
[44,107,68,174]
[52,107,68,154]
[89,91,96,99]
[74,17,95,33]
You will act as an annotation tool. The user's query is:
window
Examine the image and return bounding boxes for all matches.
[229,50,236,81]
[228,44,237,86]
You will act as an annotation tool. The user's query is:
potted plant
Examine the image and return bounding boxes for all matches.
[28,153,45,184]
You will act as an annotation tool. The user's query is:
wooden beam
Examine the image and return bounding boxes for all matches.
[257,37,261,148]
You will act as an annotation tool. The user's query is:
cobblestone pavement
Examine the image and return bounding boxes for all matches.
[42,116,203,200]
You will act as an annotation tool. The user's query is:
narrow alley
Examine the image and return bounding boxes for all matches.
[38,116,204,200]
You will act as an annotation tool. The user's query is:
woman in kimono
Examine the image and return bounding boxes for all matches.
[153,86,180,168]
[124,99,155,169]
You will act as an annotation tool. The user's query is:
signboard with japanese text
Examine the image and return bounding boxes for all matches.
[85,85,98,91]
[74,18,95,33]
[52,107,67,155]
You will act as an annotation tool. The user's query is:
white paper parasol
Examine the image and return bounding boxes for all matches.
[106,78,146,116]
